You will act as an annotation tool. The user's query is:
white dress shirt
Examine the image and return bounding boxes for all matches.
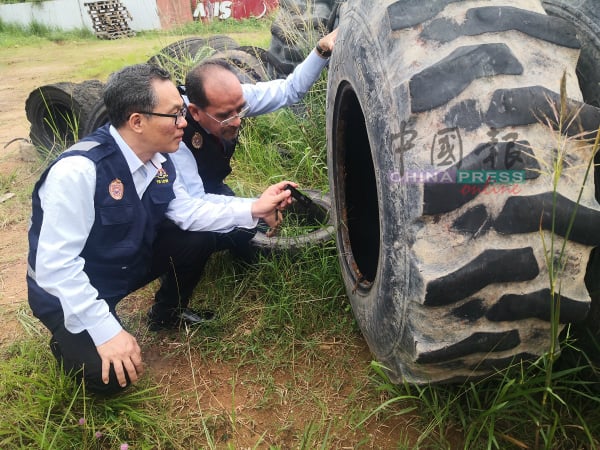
[34,126,258,346]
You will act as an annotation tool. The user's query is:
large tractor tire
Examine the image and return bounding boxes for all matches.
[270,0,600,107]
[327,0,600,384]
[25,80,104,152]
[540,1,600,364]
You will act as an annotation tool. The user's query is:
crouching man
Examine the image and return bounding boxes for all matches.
[27,63,294,394]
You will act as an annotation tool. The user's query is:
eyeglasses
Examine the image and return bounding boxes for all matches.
[138,106,188,126]
[203,105,250,127]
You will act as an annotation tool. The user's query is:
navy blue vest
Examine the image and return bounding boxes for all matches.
[181,111,237,193]
[27,125,176,320]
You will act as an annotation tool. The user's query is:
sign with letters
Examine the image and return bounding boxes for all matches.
[192,0,278,21]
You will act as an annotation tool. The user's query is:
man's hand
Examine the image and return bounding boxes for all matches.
[251,180,295,229]
[318,28,338,54]
[96,329,144,387]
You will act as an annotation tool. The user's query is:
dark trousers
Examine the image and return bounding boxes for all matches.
[46,224,217,394]
[47,308,124,395]
[149,222,217,317]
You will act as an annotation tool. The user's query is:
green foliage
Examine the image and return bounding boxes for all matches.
[174,15,272,39]
[231,72,329,196]
[0,337,181,448]
[189,242,351,360]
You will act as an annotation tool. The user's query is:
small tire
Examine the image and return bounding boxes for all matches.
[237,45,292,80]
[250,189,334,256]
[25,80,104,152]
[206,48,272,84]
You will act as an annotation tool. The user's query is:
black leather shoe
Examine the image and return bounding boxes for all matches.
[147,307,215,331]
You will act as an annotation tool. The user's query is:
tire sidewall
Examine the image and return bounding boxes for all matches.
[327,5,416,364]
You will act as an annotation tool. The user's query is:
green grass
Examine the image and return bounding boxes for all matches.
[0,0,45,4]
[367,334,600,449]
[0,312,179,448]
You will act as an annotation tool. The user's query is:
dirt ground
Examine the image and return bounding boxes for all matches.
[0,38,412,447]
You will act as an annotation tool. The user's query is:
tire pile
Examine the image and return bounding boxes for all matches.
[24,34,288,151]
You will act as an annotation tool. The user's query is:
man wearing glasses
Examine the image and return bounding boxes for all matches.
[27,63,295,394]
[171,29,337,259]
[176,29,337,197]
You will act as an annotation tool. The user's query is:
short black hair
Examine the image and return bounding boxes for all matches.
[104,63,172,128]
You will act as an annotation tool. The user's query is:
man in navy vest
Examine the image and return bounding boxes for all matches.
[27,63,294,394]
[172,29,337,258]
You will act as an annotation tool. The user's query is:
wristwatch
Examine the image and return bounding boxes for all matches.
[315,42,332,58]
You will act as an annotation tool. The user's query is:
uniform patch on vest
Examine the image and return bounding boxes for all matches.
[191,131,203,149]
[109,178,124,200]
[155,167,169,184]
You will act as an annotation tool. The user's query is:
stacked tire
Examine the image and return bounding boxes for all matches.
[83,35,285,135]
[268,0,338,72]
[25,80,104,152]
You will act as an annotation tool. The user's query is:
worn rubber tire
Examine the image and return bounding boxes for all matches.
[204,34,240,51]
[328,0,600,384]
[542,0,600,352]
[207,48,272,84]
[25,80,104,152]
[237,45,292,80]
[148,35,239,84]
[148,35,239,65]
[542,0,600,107]
[268,0,335,70]
[82,97,109,137]
[148,37,208,66]
[250,189,334,256]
